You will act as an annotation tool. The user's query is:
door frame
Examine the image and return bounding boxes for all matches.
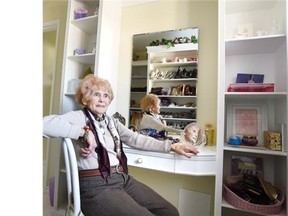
[43,20,60,188]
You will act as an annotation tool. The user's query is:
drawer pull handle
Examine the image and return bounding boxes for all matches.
[137,158,143,164]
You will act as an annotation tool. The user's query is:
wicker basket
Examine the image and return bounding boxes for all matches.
[223,176,285,215]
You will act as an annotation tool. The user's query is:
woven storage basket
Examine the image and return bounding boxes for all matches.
[223,175,284,215]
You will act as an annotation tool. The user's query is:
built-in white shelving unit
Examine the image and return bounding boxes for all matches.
[215,0,288,215]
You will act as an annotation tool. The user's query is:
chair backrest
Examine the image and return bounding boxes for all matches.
[62,138,84,216]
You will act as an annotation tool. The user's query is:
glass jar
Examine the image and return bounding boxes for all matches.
[205,123,215,146]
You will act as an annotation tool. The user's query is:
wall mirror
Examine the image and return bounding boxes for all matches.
[129,27,199,131]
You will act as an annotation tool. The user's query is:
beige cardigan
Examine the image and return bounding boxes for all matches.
[43,110,173,170]
[137,113,182,134]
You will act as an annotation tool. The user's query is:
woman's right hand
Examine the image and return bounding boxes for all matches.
[170,143,199,158]
[80,130,97,157]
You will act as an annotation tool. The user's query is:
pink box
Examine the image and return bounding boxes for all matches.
[227,83,274,92]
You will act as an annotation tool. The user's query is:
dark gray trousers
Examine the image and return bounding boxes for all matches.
[79,172,179,216]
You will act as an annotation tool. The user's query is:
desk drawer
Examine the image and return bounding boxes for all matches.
[125,151,175,173]
[174,156,216,176]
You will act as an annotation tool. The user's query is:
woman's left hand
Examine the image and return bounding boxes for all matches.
[80,130,97,158]
[80,147,94,157]
[170,143,199,158]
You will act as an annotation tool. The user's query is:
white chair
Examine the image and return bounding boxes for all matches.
[63,138,84,216]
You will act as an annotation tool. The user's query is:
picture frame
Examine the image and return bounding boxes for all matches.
[236,73,264,84]
[226,102,268,145]
[231,155,264,176]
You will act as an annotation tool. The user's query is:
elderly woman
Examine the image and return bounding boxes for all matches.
[43,75,199,216]
[137,93,182,134]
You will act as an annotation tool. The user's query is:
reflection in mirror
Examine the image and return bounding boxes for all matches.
[180,123,206,148]
[133,28,199,59]
[129,27,199,131]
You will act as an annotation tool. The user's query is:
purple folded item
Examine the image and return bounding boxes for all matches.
[74,8,88,19]
[74,48,86,55]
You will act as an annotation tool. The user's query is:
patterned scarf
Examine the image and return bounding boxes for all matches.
[83,107,128,179]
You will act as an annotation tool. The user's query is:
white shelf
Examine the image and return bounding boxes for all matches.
[71,15,98,34]
[225,34,286,55]
[130,91,146,94]
[150,78,197,82]
[224,144,287,156]
[132,60,147,66]
[147,43,198,52]
[68,53,95,64]
[162,117,196,121]
[129,107,141,110]
[131,76,147,79]
[160,106,196,110]
[157,95,197,98]
[151,61,197,68]
[225,92,287,99]
[64,93,75,96]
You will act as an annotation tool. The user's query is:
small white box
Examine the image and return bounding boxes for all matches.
[67,79,81,94]
[236,23,254,38]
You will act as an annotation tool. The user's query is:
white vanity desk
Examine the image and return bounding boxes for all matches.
[123,145,216,176]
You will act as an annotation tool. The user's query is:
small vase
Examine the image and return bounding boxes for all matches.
[242,136,258,146]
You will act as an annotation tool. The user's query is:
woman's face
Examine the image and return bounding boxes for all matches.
[85,89,111,117]
[151,100,161,115]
